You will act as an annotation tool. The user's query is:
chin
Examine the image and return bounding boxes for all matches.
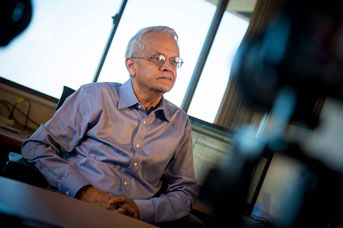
[156,86,173,94]
[157,84,174,93]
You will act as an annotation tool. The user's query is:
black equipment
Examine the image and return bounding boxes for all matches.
[0,0,32,46]
[199,0,343,227]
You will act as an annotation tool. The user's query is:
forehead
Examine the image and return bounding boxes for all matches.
[140,32,179,55]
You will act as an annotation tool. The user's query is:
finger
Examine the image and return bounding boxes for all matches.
[120,203,139,219]
[108,196,126,204]
[107,196,126,209]
[120,203,135,214]
[105,201,116,210]
[115,207,126,215]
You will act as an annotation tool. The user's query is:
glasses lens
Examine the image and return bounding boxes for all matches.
[156,55,166,65]
[158,55,166,62]
[173,57,183,68]
[148,55,183,68]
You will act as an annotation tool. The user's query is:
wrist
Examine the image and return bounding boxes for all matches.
[75,185,92,199]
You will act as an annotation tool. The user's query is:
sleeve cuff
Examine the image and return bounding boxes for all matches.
[59,172,90,197]
[133,199,155,223]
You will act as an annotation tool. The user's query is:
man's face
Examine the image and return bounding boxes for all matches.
[126,32,180,95]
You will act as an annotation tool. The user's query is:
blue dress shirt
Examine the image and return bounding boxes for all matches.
[21,79,198,223]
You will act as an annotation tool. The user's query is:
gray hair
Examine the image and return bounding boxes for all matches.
[125,26,178,58]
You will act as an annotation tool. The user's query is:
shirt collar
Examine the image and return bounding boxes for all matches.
[118,79,139,109]
[118,79,171,122]
[154,98,170,122]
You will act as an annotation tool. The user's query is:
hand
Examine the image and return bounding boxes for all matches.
[76,186,139,219]
[75,185,115,209]
[108,196,140,220]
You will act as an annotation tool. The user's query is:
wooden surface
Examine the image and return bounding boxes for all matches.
[0,127,26,148]
[0,176,157,228]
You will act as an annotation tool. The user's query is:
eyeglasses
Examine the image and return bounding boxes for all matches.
[131,54,184,68]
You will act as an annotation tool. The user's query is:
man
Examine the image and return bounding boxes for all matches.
[21,26,198,224]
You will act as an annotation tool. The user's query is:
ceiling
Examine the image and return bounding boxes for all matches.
[207,0,257,20]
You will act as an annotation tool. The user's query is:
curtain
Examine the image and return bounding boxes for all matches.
[214,0,285,129]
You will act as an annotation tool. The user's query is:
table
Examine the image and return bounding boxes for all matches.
[0,126,26,148]
[0,125,27,167]
[0,176,157,228]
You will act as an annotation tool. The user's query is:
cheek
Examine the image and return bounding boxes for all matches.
[172,72,177,81]
[136,67,150,78]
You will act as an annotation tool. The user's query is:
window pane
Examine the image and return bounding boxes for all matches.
[0,0,122,98]
[187,11,249,122]
[97,0,217,106]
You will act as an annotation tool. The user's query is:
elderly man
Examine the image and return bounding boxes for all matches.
[21,26,198,225]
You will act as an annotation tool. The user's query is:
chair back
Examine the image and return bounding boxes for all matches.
[55,86,75,112]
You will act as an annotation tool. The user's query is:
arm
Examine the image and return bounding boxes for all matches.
[134,119,198,223]
[22,86,140,218]
[21,87,93,197]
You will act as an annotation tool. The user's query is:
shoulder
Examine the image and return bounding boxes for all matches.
[70,82,123,107]
[164,98,190,123]
[77,82,122,97]
[80,82,122,92]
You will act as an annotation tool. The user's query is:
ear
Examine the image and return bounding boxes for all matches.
[125,58,136,76]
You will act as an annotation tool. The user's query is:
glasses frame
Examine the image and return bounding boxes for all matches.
[131,54,184,68]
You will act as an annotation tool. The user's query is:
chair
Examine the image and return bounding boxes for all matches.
[1,86,75,188]
[55,86,76,111]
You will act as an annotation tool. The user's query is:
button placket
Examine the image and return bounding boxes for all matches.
[134,116,149,151]
[129,115,148,178]
[122,176,130,194]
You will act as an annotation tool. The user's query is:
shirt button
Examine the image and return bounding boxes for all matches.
[134,162,138,167]
[136,144,140,148]
[124,181,128,186]
[66,191,69,195]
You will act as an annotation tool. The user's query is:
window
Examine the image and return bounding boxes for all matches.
[0,0,122,97]
[97,0,217,107]
[1,0,249,123]
[187,12,248,122]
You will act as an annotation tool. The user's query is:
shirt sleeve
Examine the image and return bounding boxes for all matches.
[21,86,93,197]
[134,118,198,223]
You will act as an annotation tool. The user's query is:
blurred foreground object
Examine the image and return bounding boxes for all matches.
[200,0,343,227]
[232,0,343,128]
[0,0,32,46]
